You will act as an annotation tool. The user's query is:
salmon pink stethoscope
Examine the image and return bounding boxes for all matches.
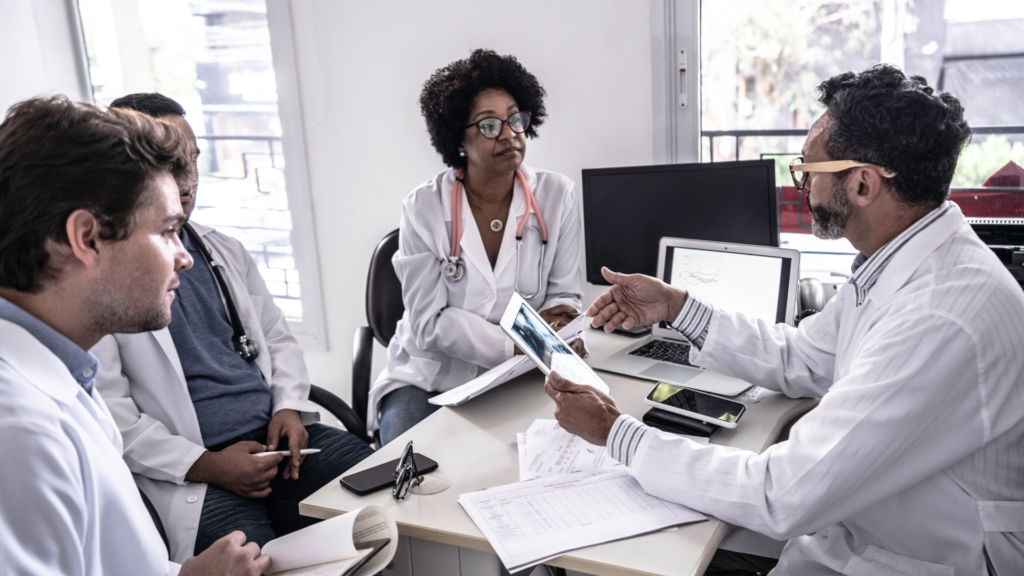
[442,169,548,299]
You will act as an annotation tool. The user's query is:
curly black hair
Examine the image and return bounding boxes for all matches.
[817,65,971,207]
[420,49,547,169]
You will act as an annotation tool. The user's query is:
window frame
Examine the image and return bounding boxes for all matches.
[74,1,329,350]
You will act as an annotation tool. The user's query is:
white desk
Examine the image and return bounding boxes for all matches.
[301,328,817,576]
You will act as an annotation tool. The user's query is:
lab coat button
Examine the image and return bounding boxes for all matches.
[486,294,495,302]
[187,495,198,503]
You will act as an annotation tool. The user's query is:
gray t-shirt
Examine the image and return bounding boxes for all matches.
[167,232,271,447]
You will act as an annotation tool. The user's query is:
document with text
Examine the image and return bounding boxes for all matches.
[519,419,709,481]
[459,469,706,572]
[262,506,397,576]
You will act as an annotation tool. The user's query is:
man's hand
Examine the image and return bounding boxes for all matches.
[185,442,283,498]
[587,267,687,333]
[267,409,308,480]
[544,371,622,446]
[179,531,271,576]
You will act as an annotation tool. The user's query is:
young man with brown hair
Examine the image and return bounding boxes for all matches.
[0,96,270,575]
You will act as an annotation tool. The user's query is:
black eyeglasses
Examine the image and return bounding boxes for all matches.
[464,111,531,139]
[392,440,422,501]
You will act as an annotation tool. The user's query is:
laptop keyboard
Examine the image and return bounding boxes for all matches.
[628,340,698,368]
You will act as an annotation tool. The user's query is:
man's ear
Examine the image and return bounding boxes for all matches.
[850,167,887,208]
[63,209,104,268]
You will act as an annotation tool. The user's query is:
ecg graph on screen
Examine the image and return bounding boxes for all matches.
[673,252,721,287]
[680,269,720,286]
[669,247,784,324]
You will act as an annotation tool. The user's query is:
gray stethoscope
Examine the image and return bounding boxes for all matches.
[442,168,548,299]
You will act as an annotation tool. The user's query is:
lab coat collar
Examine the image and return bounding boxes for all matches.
[0,319,86,408]
[152,328,190,394]
[441,165,537,289]
[860,201,964,307]
[187,220,215,237]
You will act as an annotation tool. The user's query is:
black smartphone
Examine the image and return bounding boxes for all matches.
[644,382,747,428]
[340,453,439,496]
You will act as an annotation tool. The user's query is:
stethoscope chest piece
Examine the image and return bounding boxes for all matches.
[442,257,465,282]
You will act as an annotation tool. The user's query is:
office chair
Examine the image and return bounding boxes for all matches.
[351,229,405,439]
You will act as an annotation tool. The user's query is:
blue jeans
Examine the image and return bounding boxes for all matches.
[193,423,373,555]
[378,386,441,446]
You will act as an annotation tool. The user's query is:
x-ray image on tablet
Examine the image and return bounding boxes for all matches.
[511,307,572,367]
[499,293,609,393]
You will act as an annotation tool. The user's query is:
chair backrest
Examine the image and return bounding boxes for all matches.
[366,229,405,346]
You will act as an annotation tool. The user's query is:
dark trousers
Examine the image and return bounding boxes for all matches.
[704,549,779,576]
[193,423,373,554]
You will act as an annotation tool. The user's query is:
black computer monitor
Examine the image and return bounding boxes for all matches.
[582,160,778,285]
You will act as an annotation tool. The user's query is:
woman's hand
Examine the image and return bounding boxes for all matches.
[541,305,585,356]
[539,304,579,328]
[513,305,582,356]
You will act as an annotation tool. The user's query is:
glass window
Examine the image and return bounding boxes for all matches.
[77,0,305,322]
[701,0,1024,282]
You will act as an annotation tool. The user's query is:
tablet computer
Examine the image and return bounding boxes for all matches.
[499,293,609,393]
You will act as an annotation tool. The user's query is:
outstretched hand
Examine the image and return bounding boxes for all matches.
[587,267,688,332]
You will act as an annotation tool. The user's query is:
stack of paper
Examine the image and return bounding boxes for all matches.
[459,469,707,572]
[430,315,588,407]
[517,419,619,481]
[517,419,710,481]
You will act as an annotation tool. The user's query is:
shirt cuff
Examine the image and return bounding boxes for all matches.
[670,294,713,350]
[606,414,652,468]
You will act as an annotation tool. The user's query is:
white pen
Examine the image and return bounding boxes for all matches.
[254,448,321,457]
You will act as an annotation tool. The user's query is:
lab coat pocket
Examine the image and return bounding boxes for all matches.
[843,545,954,576]
[978,500,1024,576]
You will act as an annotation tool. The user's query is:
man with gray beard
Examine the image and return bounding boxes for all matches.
[544,66,1024,575]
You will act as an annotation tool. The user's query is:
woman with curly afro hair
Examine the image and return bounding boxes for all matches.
[367,49,585,444]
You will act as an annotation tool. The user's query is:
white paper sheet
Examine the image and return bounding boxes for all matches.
[430,315,588,407]
[524,419,619,478]
[459,469,707,572]
[521,419,709,480]
[263,505,397,576]
[516,433,536,481]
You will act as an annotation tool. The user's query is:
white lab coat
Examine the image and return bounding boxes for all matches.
[0,320,177,575]
[91,222,321,564]
[368,165,583,431]
[627,205,1024,575]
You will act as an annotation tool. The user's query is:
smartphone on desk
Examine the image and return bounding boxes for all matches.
[340,453,439,496]
[644,382,746,428]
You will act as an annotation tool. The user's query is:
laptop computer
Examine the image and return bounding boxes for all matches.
[591,237,800,396]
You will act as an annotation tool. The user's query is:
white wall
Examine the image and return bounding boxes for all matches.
[286,1,657,402]
[0,0,91,114]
